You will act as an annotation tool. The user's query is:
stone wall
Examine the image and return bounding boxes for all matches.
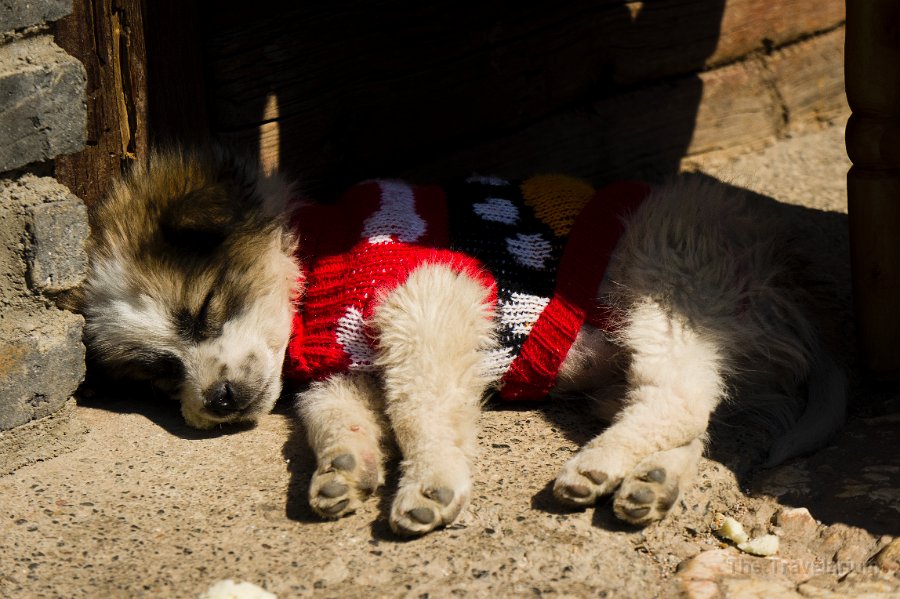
[0,0,89,474]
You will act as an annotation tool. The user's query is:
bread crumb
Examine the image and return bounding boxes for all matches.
[712,513,779,556]
[712,514,749,545]
[737,534,780,557]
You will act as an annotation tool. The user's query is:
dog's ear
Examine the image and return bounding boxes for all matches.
[162,187,236,250]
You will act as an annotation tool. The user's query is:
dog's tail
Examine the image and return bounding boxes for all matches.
[764,351,847,467]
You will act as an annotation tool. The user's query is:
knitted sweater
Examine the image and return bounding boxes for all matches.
[284,175,650,400]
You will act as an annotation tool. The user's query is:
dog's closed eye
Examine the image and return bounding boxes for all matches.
[175,289,223,341]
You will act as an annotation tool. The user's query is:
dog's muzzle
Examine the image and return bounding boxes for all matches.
[203,381,252,417]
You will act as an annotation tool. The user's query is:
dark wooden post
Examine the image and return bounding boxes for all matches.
[54,0,209,206]
[54,0,148,206]
[846,0,900,380]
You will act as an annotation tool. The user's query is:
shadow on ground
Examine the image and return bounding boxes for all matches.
[77,379,256,440]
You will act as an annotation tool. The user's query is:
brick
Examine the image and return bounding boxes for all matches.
[0,35,86,171]
[0,309,85,431]
[25,188,88,293]
[0,174,88,302]
[0,0,71,33]
[0,191,28,307]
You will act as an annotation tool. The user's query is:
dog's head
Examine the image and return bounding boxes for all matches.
[79,148,301,428]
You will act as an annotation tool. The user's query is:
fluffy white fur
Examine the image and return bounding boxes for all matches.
[296,177,845,534]
[82,150,845,536]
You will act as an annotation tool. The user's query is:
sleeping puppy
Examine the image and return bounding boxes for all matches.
[78,148,845,535]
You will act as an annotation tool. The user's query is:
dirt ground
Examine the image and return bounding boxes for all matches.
[2,124,898,598]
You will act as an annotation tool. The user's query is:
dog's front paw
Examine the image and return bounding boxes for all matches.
[552,446,631,507]
[613,466,679,526]
[309,450,382,519]
[389,454,471,536]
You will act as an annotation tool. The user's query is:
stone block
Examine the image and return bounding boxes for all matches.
[24,188,88,293]
[0,174,88,301]
[0,309,85,431]
[0,0,71,33]
[0,35,86,172]
[0,189,29,307]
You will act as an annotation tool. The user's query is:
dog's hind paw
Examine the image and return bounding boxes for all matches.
[309,450,382,519]
[611,440,702,526]
[612,466,679,526]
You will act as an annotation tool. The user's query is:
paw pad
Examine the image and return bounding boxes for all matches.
[318,481,348,498]
[627,487,655,504]
[425,487,454,506]
[331,454,356,471]
[614,471,681,526]
[582,470,608,485]
[407,507,435,525]
[621,505,651,519]
[390,472,470,536]
[309,449,383,520]
[561,483,592,499]
[641,468,666,483]
[320,499,350,516]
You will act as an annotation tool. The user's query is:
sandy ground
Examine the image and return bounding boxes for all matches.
[2,124,899,598]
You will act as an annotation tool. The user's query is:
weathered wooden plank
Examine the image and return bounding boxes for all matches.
[685,57,779,156]
[768,28,846,128]
[397,61,781,189]
[54,0,147,206]
[712,0,844,65]
[207,0,843,194]
[228,26,843,196]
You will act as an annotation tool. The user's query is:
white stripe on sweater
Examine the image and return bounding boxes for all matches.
[335,306,376,371]
[362,180,426,244]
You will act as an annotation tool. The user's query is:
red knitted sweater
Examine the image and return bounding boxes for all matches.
[284,176,650,400]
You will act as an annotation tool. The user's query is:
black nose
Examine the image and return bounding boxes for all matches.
[204,381,238,415]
